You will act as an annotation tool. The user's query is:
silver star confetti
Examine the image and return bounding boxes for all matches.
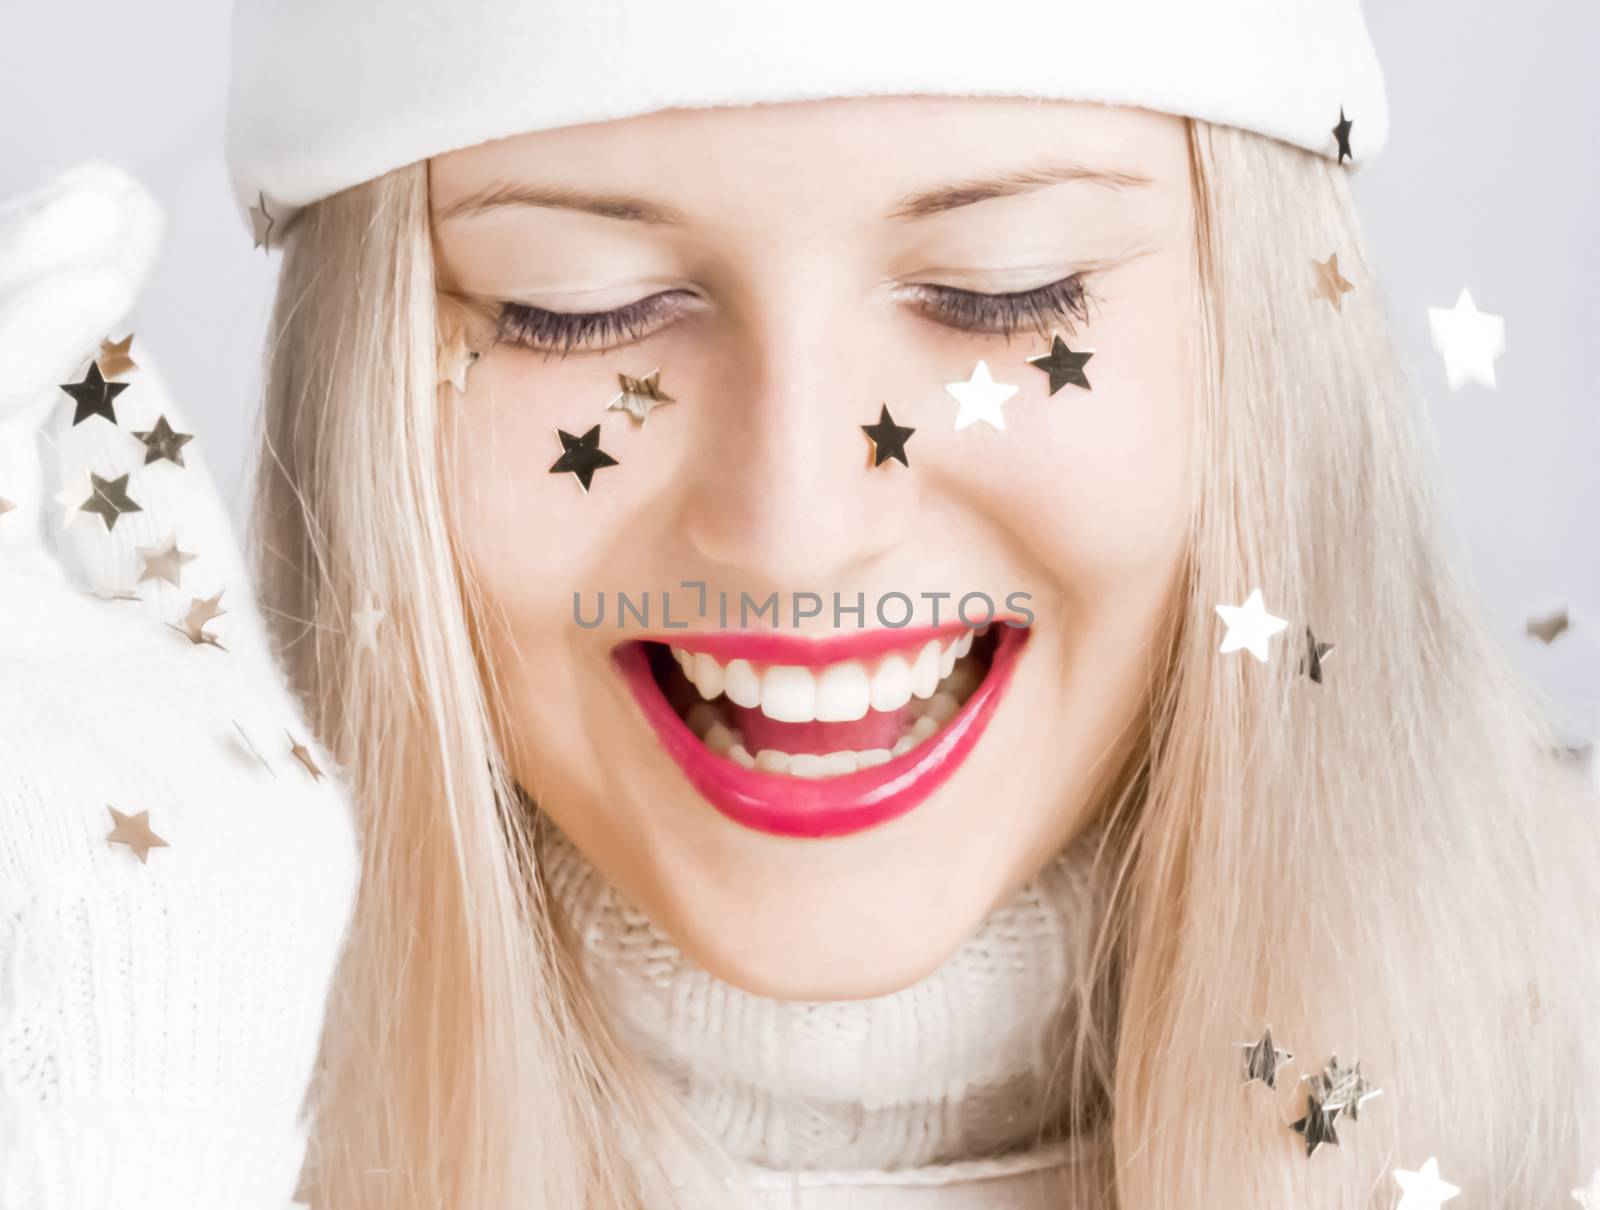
[81,471,143,531]
[1526,608,1571,644]
[169,590,228,649]
[249,190,276,251]
[1289,1089,1342,1158]
[1301,1054,1381,1121]
[1237,1026,1294,1089]
[132,415,194,467]
[136,534,199,588]
[607,369,676,424]
[1025,333,1094,394]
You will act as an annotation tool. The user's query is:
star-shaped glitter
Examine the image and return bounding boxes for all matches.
[1312,253,1355,311]
[131,415,194,467]
[249,190,276,251]
[1332,106,1354,164]
[106,806,169,863]
[1394,1157,1461,1209]
[1302,1054,1380,1121]
[549,425,619,491]
[1300,626,1335,683]
[606,369,676,424]
[437,327,479,393]
[944,360,1019,431]
[287,730,325,780]
[1289,1090,1342,1158]
[81,471,142,531]
[861,404,915,468]
[1236,1026,1294,1089]
[60,361,129,426]
[1526,608,1570,644]
[1215,589,1289,662]
[1428,288,1506,390]
[1573,1165,1600,1209]
[135,534,199,588]
[1025,333,1094,395]
[98,333,138,379]
[351,594,386,652]
[169,590,227,649]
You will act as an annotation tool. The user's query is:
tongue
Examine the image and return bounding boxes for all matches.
[728,703,913,755]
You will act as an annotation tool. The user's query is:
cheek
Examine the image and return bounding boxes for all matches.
[988,256,1195,605]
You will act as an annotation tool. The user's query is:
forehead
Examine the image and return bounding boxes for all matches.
[428,96,1191,220]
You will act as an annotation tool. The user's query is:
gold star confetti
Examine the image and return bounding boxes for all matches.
[98,334,138,379]
[607,369,677,424]
[81,471,143,531]
[106,806,169,863]
[436,326,480,393]
[1289,1089,1342,1158]
[169,590,228,649]
[136,534,199,588]
[1526,608,1570,644]
[249,190,276,251]
[1301,1053,1382,1122]
[287,730,325,780]
[1313,253,1355,311]
[132,415,194,467]
[351,594,386,652]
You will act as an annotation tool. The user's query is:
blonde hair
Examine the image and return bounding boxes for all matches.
[251,116,1600,1208]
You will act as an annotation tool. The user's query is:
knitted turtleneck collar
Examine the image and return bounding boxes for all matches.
[535,820,1113,1187]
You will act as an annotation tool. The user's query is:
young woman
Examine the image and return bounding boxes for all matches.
[3,2,1596,1208]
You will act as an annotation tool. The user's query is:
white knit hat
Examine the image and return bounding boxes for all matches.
[225,0,1388,225]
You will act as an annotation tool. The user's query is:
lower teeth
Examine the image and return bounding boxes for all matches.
[686,665,977,778]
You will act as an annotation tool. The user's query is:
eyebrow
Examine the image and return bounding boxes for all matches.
[433,159,1152,226]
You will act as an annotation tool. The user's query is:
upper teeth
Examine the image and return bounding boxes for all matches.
[670,631,976,724]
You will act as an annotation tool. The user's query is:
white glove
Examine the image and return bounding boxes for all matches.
[0,165,360,1210]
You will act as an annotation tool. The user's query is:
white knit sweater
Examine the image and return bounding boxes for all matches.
[0,167,1115,1210]
[538,823,1116,1209]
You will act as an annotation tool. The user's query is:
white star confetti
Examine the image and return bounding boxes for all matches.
[1215,588,1289,662]
[351,594,386,652]
[944,360,1018,431]
[1394,1157,1460,1210]
[1427,288,1505,390]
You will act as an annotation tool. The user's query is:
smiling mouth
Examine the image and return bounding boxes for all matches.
[613,621,1028,839]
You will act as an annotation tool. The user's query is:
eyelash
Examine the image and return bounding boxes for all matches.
[493,273,1098,357]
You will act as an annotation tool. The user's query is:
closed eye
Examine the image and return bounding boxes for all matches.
[492,272,1099,357]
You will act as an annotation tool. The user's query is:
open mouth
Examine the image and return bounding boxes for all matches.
[612,620,1028,839]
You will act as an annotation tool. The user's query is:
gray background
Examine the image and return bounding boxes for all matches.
[3,2,1597,744]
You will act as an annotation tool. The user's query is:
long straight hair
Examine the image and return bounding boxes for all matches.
[251,116,1600,1208]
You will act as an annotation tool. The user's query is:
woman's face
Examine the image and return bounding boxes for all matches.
[431,98,1195,999]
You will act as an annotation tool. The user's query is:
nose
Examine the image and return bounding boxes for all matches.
[680,296,918,594]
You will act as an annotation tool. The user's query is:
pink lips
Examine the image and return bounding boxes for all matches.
[612,622,1029,839]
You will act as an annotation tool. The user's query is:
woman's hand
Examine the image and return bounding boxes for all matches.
[0,166,359,1210]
